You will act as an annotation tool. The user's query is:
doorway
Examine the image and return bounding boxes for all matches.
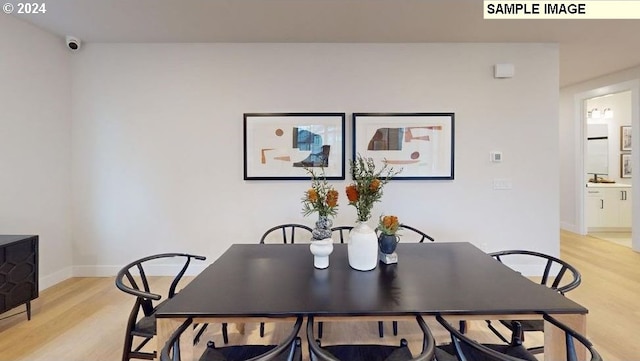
[576,80,640,252]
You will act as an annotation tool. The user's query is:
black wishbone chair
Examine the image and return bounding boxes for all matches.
[484,250,581,354]
[435,314,538,361]
[398,224,435,243]
[307,315,435,361]
[436,314,602,361]
[115,253,207,361]
[160,316,303,361]
[331,226,354,244]
[259,224,313,244]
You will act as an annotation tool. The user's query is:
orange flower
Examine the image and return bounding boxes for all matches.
[346,185,359,202]
[326,189,339,207]
[379,215,400,235]
[347,155,401,222]
[307,188,318,202]
[382,215,398,229]
[301,167,339,218]
[369,179,381,192]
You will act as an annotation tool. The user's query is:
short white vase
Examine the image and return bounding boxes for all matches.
[309,238,334,269]
[347,221,378,271]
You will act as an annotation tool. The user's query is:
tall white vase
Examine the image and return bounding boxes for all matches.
[347,221,378,271]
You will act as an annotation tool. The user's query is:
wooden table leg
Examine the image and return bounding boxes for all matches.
[544,313,586,361]
[235,322,245,334]
[156,318,193,361]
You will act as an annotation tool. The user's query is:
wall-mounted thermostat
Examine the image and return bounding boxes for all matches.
[490,151,503,163]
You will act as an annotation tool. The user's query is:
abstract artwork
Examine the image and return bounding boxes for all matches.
[244,113,345,180]
[621,153,632,178]
[620,125,632,151]
[353,113,455,180]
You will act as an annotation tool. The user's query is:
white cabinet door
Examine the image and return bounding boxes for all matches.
[619,188,632,228]
[586,189,606,228]
[586,187,632,230]
[600,189,620,227]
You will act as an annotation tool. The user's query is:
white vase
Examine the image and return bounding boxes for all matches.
[309,238,334,269]
[347,221,378,271]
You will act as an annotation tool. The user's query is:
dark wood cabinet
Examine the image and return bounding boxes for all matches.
[0,235,38,320]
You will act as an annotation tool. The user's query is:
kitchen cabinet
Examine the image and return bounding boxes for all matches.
[586,186,632,230]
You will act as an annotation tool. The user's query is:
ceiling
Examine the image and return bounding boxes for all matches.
[13,0,640,87]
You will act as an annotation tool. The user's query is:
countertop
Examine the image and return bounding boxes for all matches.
[586,183,631,188]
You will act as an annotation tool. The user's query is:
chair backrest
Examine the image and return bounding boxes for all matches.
[330,226,353,244]
[436,314,602,361]
[331,224,434,244]
[116,253,206,361]
[259,224,313,244]
[399,224,435,243]
[306,315,435,361]
[161,316,303,361]
[115,253,206,314]
[488,250,581,294]
[436,315,532,361]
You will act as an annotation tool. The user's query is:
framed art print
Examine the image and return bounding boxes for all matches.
[620,125,632,151]
[244,113,345,180]
[621,153,632,178]
[353,113,455,180]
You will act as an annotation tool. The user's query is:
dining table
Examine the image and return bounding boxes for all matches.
[155,242,588,361]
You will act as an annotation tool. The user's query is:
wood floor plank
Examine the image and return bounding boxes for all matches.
[559,230,640,361]
[0,232,637,361]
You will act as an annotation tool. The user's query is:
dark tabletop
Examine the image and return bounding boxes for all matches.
[156,243,587,319]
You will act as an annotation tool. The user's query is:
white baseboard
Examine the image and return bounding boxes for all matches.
[560,222,580,234]
[38,263,208,291]
[586,227,631,233]
[72,263,208,277]
[72,265,121,277]
[39,267,73,291]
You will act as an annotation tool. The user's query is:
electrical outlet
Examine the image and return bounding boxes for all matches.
[493,178,513,190]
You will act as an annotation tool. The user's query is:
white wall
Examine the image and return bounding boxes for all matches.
[559,66,640,251]
[70,42,560,275]
[0,16,73,288]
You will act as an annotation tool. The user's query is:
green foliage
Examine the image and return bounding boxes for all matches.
[345,155,401,222]
[301,168,339,217]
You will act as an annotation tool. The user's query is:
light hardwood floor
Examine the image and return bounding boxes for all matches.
[0,231,637,361]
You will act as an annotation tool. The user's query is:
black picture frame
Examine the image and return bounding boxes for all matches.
[244,112,346,180]
[352,112,455,180]
[621,153,632,178]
